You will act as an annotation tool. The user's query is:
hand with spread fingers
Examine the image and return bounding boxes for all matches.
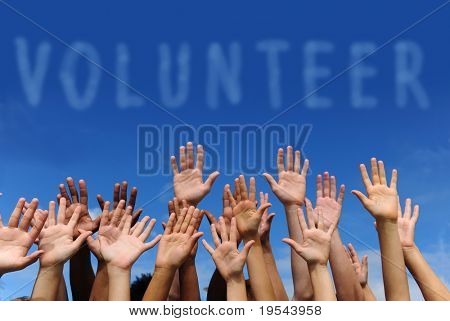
[171,142,220,206]
[314,172,345,229]
[57,177,100,236]
[397,198,419,249]
[37,198,92,268]
[353,158,409,301]
[203,217,254,301]
[143,206,204,301]
[396,198,450,300]
[97,181,143,226]
[283,205,335,266]
[352,158,398,221]
[155,206,204,270]
[0,198,47,275]
[282,204,336,301]
[263,146,309,206]
[227,176,271,239]
[203,217,254,282]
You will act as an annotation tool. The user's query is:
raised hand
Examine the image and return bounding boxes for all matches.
[227,176,271,239]
[258,192,275,243]
[0,198,47,275]
[397,198,419,249]
[57,177,100,236]
[346,244,368,287]
[38,198,92,267]
[203,217,254,282]
[97,181,143,226]
[93,201,161,270]
[283,203,335,266]
[352,158,398,221]
[263,146,309,206]
[155,206,204,270]
[171,142,220,206]
[313,172,345,229]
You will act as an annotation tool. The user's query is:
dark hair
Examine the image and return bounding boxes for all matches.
[130,273,152,301]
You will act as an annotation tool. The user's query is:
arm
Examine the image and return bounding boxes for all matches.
[56,276,68,301]
[403,246,449,300]
[259,192,289,301]
[206,269,227,300]
[228,176,275,301]
[92,182,143,301]
[263,147,313,300]
[314,172,363,300]
[179,259,201,300]
[329,230,364,300]
[283,204,337,301]
[398,199,450,300]
[352,158,410,300]
[170,143,219,300]
[143,208,204,301]
[70,245,95,300]
[202,217,253,301]
[32,200,91,300]
[58,178,100,300]
[89,261,109,300]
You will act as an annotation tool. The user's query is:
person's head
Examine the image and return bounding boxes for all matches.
[130,273,152,301]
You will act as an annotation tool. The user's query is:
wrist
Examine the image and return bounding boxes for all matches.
[180,257,195,270]
[243,231,259,243]
[307,261,328,271]
[107,264,131,277]
[226,273,245,285]
[284,203,300,212]
[38,264,64,276]
[402,244,418,253]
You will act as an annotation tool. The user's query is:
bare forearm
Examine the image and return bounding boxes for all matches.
[362,284,377,301]
[107,266,131,301]
[262,242,289,301]
[329,230,364,300]
[284,204,313,300]
[179,259,200,301]
[56,275,68,301]
[168,269,181,301]
[90,261,109,301]
[70,245,95,301]
[403,245,450,301]
[226,274,247,301]
[245,235,276,301]
[308,264,336,301]
[377,220,410,300]
[143,267,177,301]
[32,265,63,301]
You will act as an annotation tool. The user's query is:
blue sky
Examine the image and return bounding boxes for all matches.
[0,0,449,300]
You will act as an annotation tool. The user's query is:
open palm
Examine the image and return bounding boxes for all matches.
[283,204,335,266]
[0,198,47,274]
[203,217,253,281]
[263,147,309,206]
[397,198,419,248]
[352,158,398,221]
[314,172,345,229]
[171,143,219,205]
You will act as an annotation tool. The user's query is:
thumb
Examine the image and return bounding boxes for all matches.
[204,171,220,190]
[240,240,255,259]
[19,250,44,268]
[351,190,370,207]
[202,210,217,225]
[282,238,303,254]
[262,173,277,190]
[72,231,92,250]
[267,213,276,224]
